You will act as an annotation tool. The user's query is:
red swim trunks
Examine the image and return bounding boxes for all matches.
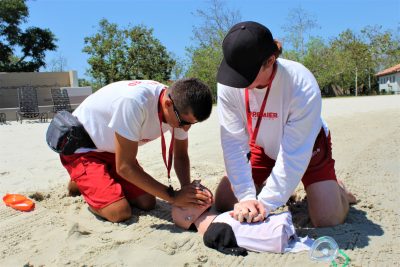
[250,128,337,189]
[60,151,147,210]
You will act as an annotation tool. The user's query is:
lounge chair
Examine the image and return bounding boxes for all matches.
[0,113,6,123]
[51,88,73,113]
[16,87,48,123]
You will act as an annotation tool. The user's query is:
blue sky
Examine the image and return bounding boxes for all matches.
[25,0,400,80]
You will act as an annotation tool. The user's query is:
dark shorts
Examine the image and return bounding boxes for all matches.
[250,128,337,189]
[60,151,147,210]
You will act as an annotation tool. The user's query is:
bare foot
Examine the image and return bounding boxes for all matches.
[68,181,81,197]
[337,179,357,204]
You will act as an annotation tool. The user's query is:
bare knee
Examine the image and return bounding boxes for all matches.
[106,206,132,223]
[312,193,349,227]
[138,198,156,211]
[68,181,81,197]
[306,180,349,227]
[94,199,132,223]
[215,176,237,212]
[310,210,347,227]
[131,194,156,211]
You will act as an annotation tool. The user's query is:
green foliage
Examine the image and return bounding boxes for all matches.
[186,40,222,101]
[83,19,175,87]
[302,37,332,88]
[170,53,186,80]
[283,25,398,96]
[280,7,399,96]
[185,0,241,102]
[282,50,302,62]
[328,30,371,93]
[0,0,57,71]
[360,25,400,70]
[78,78,91,87]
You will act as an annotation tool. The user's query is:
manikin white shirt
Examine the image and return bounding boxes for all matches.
[217,58,328,212]
[73,80,188,153]
[213,211,296,253]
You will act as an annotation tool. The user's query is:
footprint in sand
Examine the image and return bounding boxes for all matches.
[67,223,92,239]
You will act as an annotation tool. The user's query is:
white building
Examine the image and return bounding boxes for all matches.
[376,63,400,94]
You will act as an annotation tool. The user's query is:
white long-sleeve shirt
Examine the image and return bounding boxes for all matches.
[217,58,327,212]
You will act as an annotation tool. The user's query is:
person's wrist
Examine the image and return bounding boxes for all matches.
[180,179,190,187]
[166,185,177,204]
[239,195,257,202]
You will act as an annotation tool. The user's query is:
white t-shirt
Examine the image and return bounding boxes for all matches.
[73,80,188,153]
[213,211,295,253]
[217,58,328,212]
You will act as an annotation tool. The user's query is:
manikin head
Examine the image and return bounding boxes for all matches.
[171,182,213,230]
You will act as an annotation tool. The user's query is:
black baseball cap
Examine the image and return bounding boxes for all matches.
[217,21,275,88]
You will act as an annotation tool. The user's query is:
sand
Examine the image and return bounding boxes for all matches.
[0,95,399,266]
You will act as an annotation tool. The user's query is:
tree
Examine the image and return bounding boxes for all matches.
[83,19,175,87]
[47,53,68,72]
[302,37,331,88]
[330,29,372,95]
[0,0,57,71]
[186,41,222,101]
[170,53,186,81]
[186,0,241,101]
[282,6,319,61]
[361,25,400,71]
[78,78,92,87]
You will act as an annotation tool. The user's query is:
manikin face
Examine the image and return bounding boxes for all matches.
[171,183,213,229]
[171,202,212,230]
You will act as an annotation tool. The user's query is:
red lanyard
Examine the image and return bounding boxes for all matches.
[158,88,175,179]
[245,63,277,146]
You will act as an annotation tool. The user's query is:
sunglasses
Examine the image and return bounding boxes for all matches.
[168,94,196,127]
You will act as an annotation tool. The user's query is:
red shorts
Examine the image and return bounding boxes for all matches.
[250,128,337,189]
[60,152,147,210]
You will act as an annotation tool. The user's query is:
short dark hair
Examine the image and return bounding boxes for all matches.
[168,78,212,122]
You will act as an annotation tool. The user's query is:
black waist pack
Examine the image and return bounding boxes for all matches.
[46,110,96,155]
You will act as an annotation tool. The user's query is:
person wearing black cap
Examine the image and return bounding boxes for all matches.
[215,21,356,227]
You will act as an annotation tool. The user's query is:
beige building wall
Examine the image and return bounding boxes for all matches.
[0,71,92,121]
[0,71,79,108]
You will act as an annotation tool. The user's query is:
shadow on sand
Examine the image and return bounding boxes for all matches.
[287,197,384,250]
[83,193,383,250]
